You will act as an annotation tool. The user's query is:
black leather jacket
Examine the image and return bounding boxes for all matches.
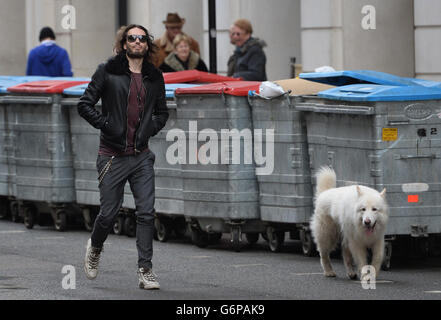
[77,53,169,153]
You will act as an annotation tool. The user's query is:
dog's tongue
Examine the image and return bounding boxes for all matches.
[366,228,374,236]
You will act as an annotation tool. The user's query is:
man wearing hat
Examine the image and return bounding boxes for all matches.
[26,26,73,77]
[152,13,200,68]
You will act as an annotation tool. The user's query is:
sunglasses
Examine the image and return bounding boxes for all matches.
[127,34,148,43]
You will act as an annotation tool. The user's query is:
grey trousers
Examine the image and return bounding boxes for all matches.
[91,150,156,269]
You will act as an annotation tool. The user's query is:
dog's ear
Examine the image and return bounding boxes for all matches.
[380,188,386,198]
[356,185,363,197]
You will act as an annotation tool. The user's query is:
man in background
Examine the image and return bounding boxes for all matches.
[26,26,73,77]
[152,13,200,68]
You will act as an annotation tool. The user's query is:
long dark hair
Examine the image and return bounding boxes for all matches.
[113,24,158,63]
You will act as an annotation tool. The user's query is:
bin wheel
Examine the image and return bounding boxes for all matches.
[54,210,67,232]
[381,241,392,271]
[208,232,222,245]
[190,225,209,248]
[173,218,188,238]
[113,216,125,235]
[429,236,441,257]
[155,218,172,242]
[231,227,242,252]
[124,216,136,237]
[266,227,284,253]
[10,202,20,223]
[246,233,259,245]
[0,199,9,220]
[23,206,36,229]
[300,229,317,257]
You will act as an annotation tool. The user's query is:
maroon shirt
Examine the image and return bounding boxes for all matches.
[99,72,147,156]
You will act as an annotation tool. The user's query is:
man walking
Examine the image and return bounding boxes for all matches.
[78,24,169,290]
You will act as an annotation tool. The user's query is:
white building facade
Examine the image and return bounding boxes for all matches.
[0,0,440,81]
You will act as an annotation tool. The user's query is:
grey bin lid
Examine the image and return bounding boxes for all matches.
[0,79,23,93]
[318,84,441,102]
[300,70,441,88]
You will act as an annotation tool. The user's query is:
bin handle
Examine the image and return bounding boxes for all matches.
[60,98,79,106]
[0,95,52,105]
[295,103,374,115]
[394,154,439,160]
[247,90,291,108]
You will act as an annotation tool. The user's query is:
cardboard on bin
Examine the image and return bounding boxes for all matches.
[299,70,433,87]
[175,81,260,96]
[163,70,241,84]
[8,80,90,94]
[273,78,335,96]
[318,84,441,102]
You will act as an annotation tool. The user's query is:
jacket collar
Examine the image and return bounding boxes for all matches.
[104,53,161,80]
[236,37,267,54]
[164,51,199,71]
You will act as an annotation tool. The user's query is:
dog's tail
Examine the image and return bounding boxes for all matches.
[315,166,337,196]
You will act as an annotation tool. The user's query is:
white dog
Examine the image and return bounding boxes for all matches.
[310,166,388,280]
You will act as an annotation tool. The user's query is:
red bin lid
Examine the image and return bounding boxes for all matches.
[163,70,242,84]
[174,81,261,96]
[7,80,90,94]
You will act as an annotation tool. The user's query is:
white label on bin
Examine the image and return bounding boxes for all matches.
[402,183,429,193]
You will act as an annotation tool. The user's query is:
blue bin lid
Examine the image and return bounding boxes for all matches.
[318,84,441,102]
[63,83,90,96]
[165,83,200,98]
[299,70,441,87]
[0,79,24,93]
[0,75,51,82]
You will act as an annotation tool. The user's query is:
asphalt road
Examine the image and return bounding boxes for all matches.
[1,219,441,301]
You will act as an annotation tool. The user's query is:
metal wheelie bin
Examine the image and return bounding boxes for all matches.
[62,82,102,232]
[63,82,197,238]
[0,78,24,220]
[247,78,334,255]
[296,79,441,268]
[0,76,50,221]
[152,83,200,242]
[174,81,264,251]
[5,79,89,230]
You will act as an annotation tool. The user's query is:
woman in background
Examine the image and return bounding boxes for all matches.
[159,34,208,72]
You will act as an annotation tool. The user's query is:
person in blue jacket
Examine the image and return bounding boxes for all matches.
[26,27,73,77]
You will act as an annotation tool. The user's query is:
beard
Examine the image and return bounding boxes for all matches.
[126,46,147,59]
